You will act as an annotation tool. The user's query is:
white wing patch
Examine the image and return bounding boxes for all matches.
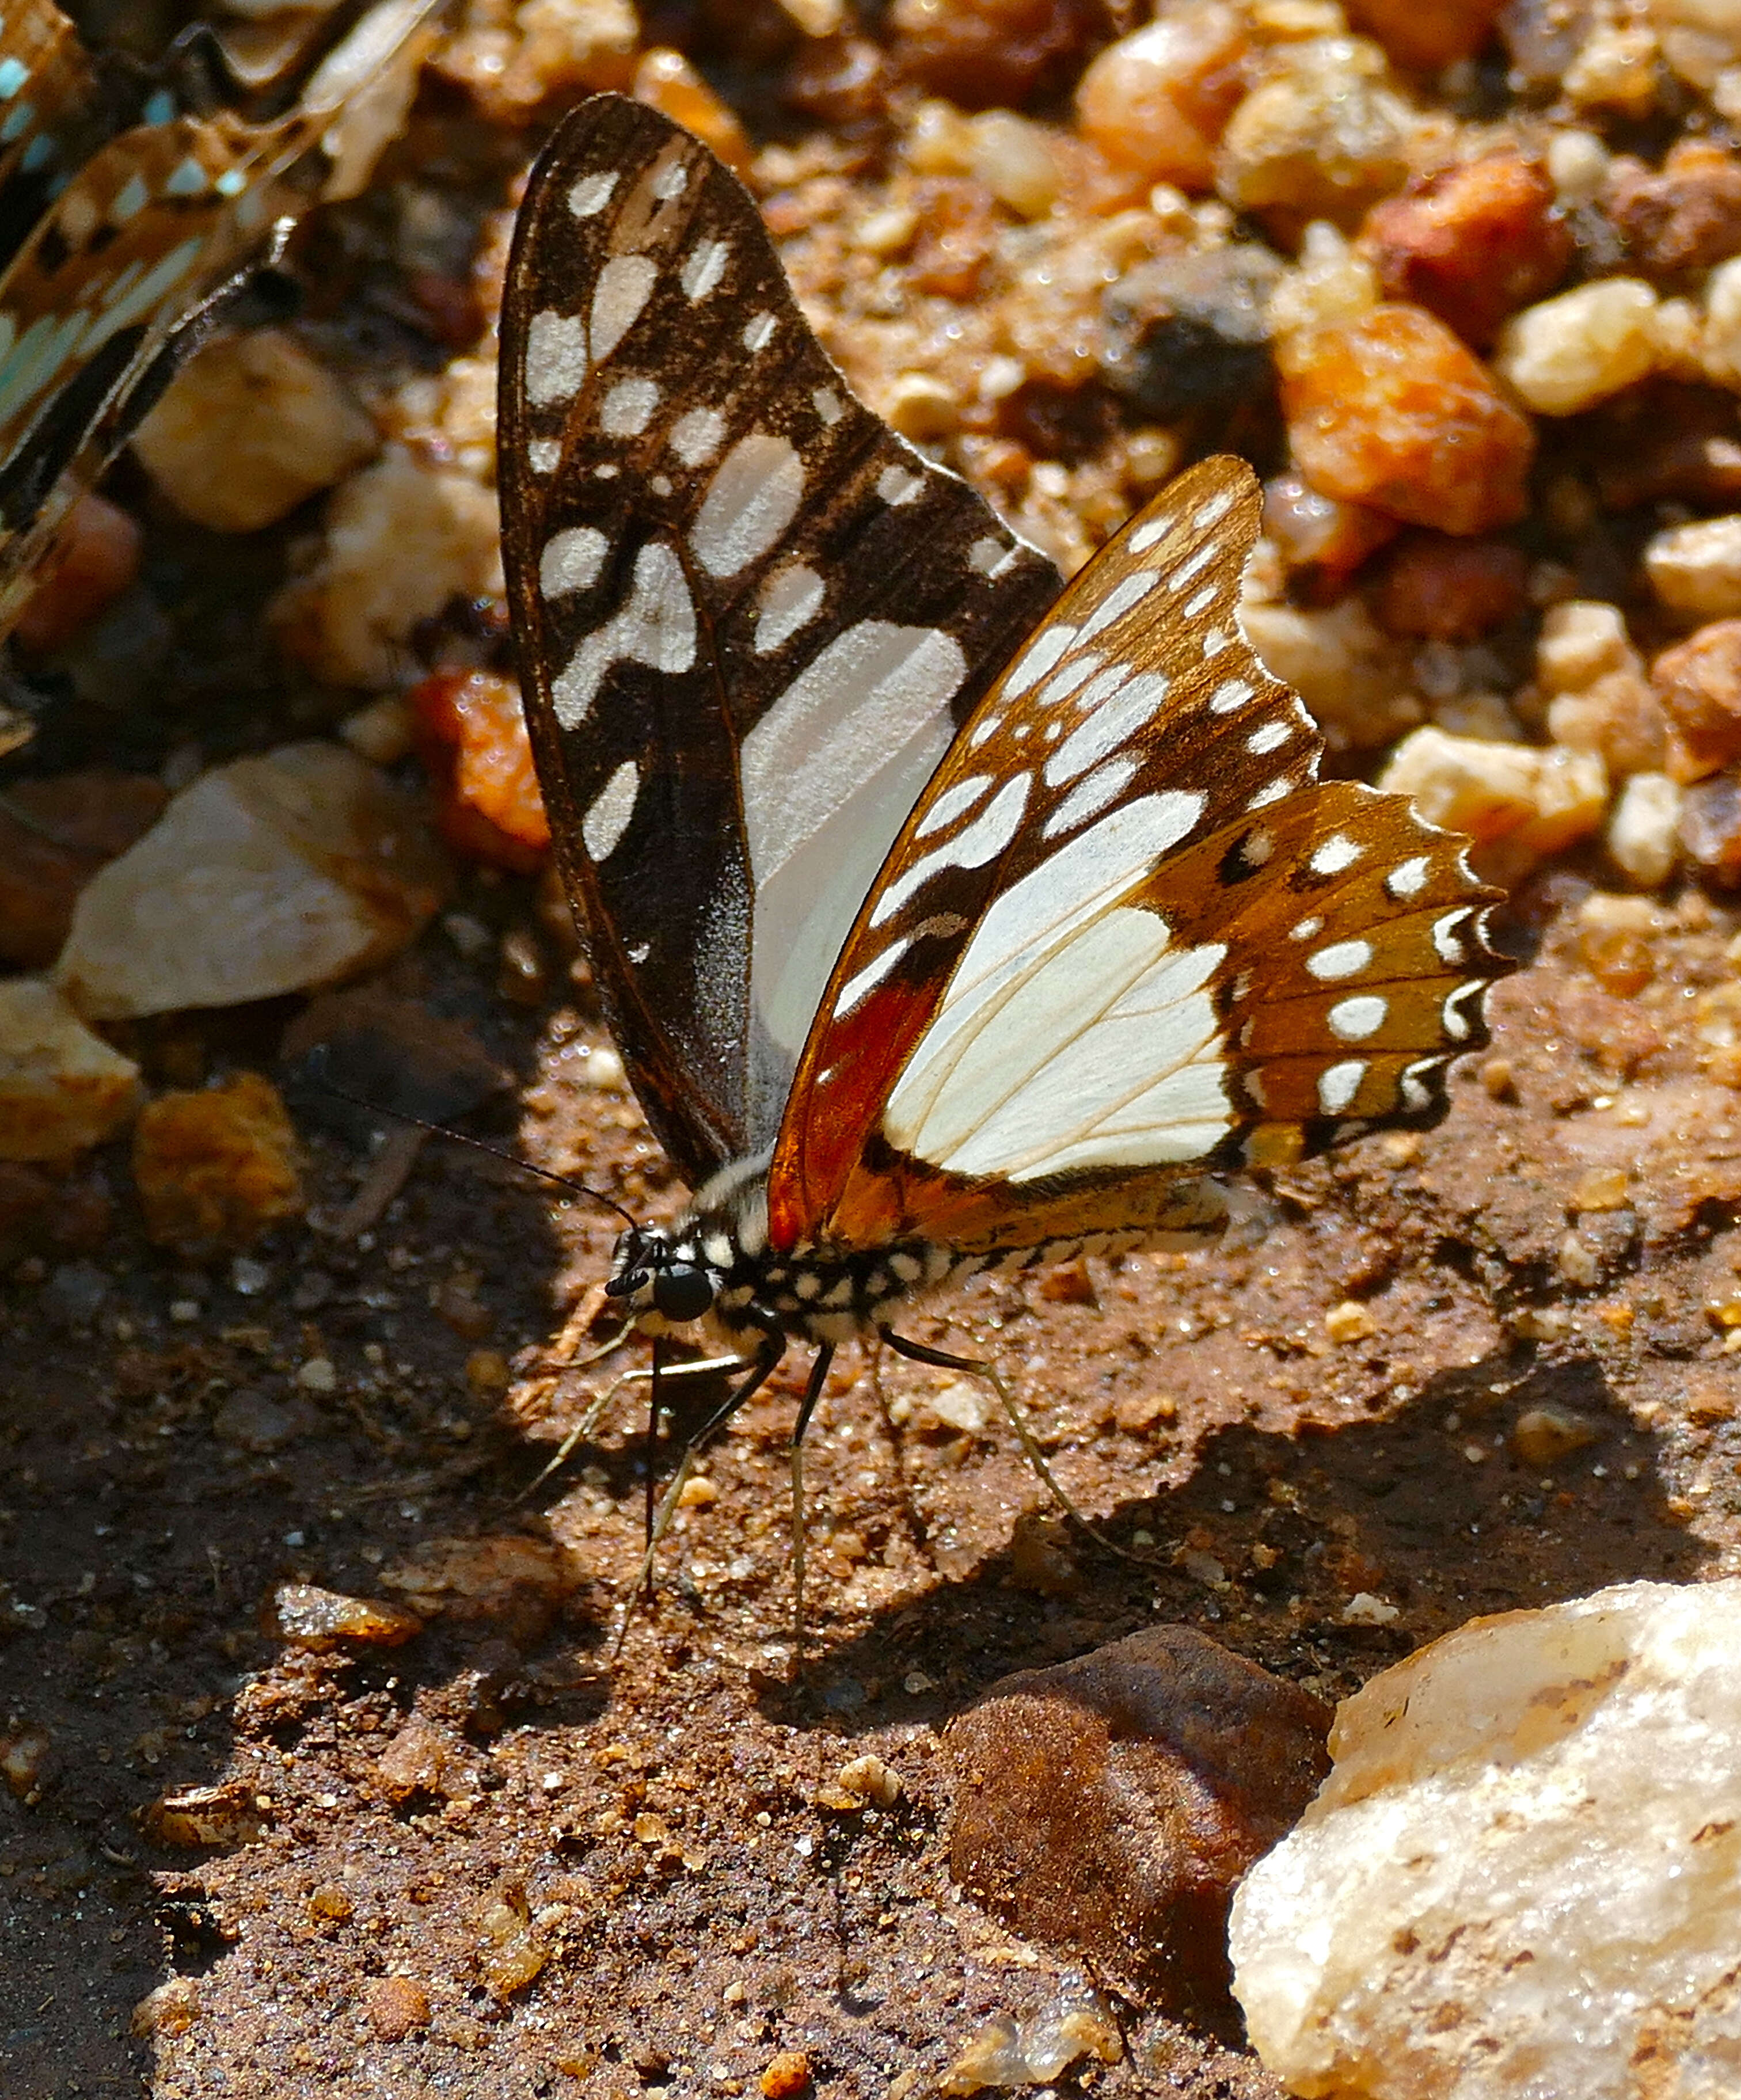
[883,793,1226,1181]
[690,432,804,578]
[552,540,695,728]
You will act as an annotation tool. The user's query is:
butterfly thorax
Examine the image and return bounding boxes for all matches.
[604,1151,974,1346]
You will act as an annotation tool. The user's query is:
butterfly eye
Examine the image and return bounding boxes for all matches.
[652,1266,715,1325]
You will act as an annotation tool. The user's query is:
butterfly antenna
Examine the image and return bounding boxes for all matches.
[311,1074,636,1226]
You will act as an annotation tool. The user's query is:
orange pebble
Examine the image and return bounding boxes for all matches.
[1344,0,1504,71]
[1278,304,1534,536]
[1075,6,1249,195]
[412,669,550,873]
[15,493,142,654]
[759,2052,812,2100]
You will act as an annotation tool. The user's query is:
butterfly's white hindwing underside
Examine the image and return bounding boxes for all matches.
[498,96,1062,1189]
[772,458,1509,1254]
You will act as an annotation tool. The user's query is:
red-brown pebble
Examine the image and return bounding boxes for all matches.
[131,1071,304,1256]
[0,769,167,969]
[785,36,890,131]
[908,176,998,301]
[1370,531,1530,640]
[759,2050,813,2099]
[412,669,551,873]
[1263,473,1399,581]
[1652,621,1741,782]
[1278,304,1535,535]
[946,1626,1330,2009]
[1345,0,1504,70]
[14,493,142,654]
[1606,141,1741,284]
[1075,6,1249,195]
[889,0,1096,110]
[1359,153,1572,348]
[363,1975,432,2040]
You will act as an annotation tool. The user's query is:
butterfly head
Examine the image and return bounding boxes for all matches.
[605,1222,720,1331]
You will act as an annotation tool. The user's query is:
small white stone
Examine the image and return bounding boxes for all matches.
[55,744,446,1020]
[1494,279,1662,416]
[1607,770,1683,887]
[1379,728,1609,885]
[1232,1578,1741,2100]
[1645,512,1741,619]
[270,446,502,689]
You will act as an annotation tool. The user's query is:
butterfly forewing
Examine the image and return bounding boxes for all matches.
[498,96,1063,1190]
[770,456,1509,1254]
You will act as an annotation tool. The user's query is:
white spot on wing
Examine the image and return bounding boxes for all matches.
[539,525,608,597]
[1386,855,1430,899]
[650,159,689,201]
[1246,721,1290,755]
[691,433,804,578]
[524,311,586,405]
[869,774,1032,929]
[1003,624,1078,700]
[812,387,843,423]
[1076,569,1161,643]
[754,564,826,655]
[1042,756,1136,837]
[550,541,696,728]
[1183,584,1218,618]
[583,760,638,861]
[833,937,908,1019]
[1311,834,1362,876]
[743,311,776,351]
[681,238,729,300]
[1210,678,1254,714]
[1194,490,1235,529]
[878,465,922,505]
[1433,910,1470,963]
[914,774,994,839]
[568,171,617,217]
[590,256,656,364]
[1329,995,1387,1041]
[670,406,725,466]
[529,439,561,475]
[1308,939,1374,980]
[601,376,659,435]
[1044,672,1171,788]
[1318,1060,1365,1114]
[969,536,1016,579]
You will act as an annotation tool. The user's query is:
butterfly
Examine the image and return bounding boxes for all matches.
[0,0,436,676]
[497,96,1512,1526]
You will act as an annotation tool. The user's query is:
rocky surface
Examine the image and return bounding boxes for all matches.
[1231,1578,1741,2098]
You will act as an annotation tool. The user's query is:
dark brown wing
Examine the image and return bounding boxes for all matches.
[497,94,1060,1189]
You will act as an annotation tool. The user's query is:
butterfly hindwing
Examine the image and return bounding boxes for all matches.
[769,458,1509,1254]
[498,95,1062,1189]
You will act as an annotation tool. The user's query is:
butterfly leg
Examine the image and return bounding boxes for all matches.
[611,1325,786,1656]
[879,1327,1146,1562]
[786,1345,837,1677]
[518,1347,752,1502]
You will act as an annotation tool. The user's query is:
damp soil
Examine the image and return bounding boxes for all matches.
[4,873,1739,2100]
